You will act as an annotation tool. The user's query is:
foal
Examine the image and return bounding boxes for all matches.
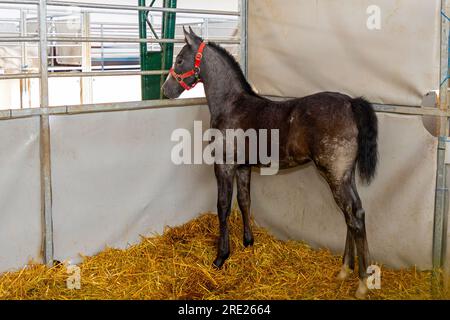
[163,28,378,299]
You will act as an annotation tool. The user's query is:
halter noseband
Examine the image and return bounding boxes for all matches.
[169,42,206,91]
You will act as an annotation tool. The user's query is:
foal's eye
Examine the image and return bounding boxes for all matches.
[176,59,183,65]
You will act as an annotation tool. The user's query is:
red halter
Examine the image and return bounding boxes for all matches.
[169,42,206,91]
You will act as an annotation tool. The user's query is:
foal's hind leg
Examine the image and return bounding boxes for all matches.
[336,229,355,281]
[236,166,254,247]
[349,175,370,299]
[326,170,370,299]
[337,172,357,281]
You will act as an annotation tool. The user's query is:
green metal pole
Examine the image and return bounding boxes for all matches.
[139,0,177,100]
[432,0,450,296]
[138,0,150,100]
[160,0,177,98]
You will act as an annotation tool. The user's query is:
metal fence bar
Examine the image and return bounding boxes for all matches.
[0,37,240,44]
[432,0,450,294]
[0,36,40,42]
[372,104,448,117]
[48,70,169,78]
[266,97,450,117]
[38,0,54,267]
[70,103,447,117]
[80,11,92,104]
[0,73,41,80]
[46,36,241,44]
[0,0,39,5]
[46,1,240,16]
[65,97,204,114]
[1,101,449,121]
[20,8,26,109]
[0,98,208,120]
[239,0,248,77]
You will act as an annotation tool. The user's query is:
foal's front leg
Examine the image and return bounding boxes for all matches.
[213,164,236,268]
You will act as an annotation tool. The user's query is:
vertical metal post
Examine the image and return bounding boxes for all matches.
[161,0,177,67]
[20,9,26,109]
[239,0,248,77]
[38,0,54,266]
[81,12,92,104]
[433,0,450,294]
[139,0,150,99]
[203,18,209,39]
[100,24,104,71]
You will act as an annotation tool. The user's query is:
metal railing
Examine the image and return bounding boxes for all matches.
[0,0,247,268]
[0,11,239,83]
[0,0,242,91]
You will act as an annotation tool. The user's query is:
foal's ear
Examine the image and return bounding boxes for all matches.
[183,26,197,47]
[188,26,197,37]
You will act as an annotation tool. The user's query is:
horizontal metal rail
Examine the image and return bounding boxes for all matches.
[0,70,170,80]
[265,96,448,117]
[0,0,39,5]
[0,36,240,44]
[90,18,237,28]
[46,1,240,16]
[48,70,168,78]
[0,36,39,42]
[1,98,449,120]
[372,104,447,117]
[46,36,241,44]
[0,73,40,80]
[0,97,208,120]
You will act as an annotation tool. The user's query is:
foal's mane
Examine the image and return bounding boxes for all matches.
[207,42,258,96]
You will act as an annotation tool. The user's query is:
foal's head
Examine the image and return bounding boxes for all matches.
[162,27,204,99]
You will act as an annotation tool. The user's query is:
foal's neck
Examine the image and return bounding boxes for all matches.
[201,44,252,116]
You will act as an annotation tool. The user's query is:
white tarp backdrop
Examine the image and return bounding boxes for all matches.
[252,114,437,269]
[248,0,441,106]
[50,106,217,263]
[0,106,218,272]
[247,0,442,269]
[0,118,42,272]
[0,109,439,272]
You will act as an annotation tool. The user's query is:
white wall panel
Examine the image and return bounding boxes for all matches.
[252,114,437,269]
[0,118,42,272]
[50,105,217,263]
[248,0,440,106]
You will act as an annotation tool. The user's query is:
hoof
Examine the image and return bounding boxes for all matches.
[355,279,369,300]
[213,255,228,269]
[243,236,254,248]
[336,265,352,281]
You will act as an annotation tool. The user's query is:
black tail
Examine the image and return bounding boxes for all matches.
[350,97,378,184]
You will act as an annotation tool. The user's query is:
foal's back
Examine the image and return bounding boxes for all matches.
[236,91,355,127]
[232,91,359,170]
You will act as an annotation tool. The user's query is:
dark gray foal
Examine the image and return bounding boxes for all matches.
[163,28,378,299]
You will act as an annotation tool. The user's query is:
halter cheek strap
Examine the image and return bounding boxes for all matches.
[169,42,206,91]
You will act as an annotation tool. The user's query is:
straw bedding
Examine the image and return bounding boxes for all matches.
[0,210,446,300]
